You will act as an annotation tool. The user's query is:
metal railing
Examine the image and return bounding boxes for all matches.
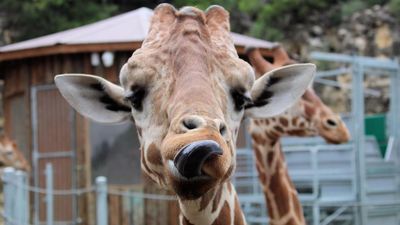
[1,166,176,225]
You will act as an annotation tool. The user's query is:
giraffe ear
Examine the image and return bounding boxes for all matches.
[55,74,131,123]
[245,63,316,118]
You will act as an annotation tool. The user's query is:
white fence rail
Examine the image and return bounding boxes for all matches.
[1,165,176,225]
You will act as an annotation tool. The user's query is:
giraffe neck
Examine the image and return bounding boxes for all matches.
[178,181,246,225]
[250,123,306,225]
[251,114,316,143]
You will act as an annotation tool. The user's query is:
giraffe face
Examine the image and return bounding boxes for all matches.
[55,4,315,199]
[302,89,350,144]
[0,136,30,171]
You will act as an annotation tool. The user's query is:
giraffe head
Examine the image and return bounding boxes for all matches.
[55,4,315,199]
[247,47,350,144]
[0,135,30,172]
[298,88,350,144]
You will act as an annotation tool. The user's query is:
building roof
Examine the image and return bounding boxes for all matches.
[0,7,279,61]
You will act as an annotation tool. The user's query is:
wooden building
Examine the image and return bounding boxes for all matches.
[0,7,278,225]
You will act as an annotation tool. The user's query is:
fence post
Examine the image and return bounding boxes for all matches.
[3,167,16,225]
[45,163,54,225]
[96,176,108,225]
[15,170,28,224]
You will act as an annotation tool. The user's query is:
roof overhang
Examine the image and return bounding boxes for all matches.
[0,41,280,62]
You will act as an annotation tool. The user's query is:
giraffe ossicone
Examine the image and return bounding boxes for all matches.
[55,4,315,224]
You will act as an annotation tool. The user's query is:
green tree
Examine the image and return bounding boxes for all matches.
[0,0,118,43]
[172,0,395,41]
[389,0,400,21]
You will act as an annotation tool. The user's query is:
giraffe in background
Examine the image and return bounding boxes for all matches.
[246,47,350,225]
[0,134,30,172]
[0,134,30,225]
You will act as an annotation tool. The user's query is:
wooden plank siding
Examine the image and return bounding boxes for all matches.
[0,51,136,225]
[0,50,187,224]
[107,184,179,225]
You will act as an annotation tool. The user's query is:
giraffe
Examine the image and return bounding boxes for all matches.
[246,47,350,225]
[0,135,30,172]
[54,4,316,225]
[0,134,30,225]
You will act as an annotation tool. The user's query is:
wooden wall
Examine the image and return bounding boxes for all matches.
[107,184,179,225]
[0,51,136,225]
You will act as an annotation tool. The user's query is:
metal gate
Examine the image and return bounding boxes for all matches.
[31,85,78,225]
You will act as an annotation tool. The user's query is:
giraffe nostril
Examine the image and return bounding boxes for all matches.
[182,117,205,131]
[183,120,197,130]
[326,119,337,127]
[219,123,227,136]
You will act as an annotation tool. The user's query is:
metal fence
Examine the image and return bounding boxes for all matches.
[1,166,177,225]
[2,52,400,225]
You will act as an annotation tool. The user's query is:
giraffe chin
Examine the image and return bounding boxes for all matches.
[167,160,218,200]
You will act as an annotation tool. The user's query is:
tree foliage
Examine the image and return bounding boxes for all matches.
[0,0,118,42]
[172,0,397,41]
[1,0,398,44]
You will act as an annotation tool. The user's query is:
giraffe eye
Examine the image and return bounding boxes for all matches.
[231,89,251,111]
[126,86,146,111]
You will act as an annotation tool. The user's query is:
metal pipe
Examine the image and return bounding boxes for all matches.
[15,171,28,224]
[46,163,54,225]
[316,67,351,78]
[3,167,16,225]
[96,176,108,225]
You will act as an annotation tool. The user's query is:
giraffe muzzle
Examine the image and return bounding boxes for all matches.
[174,140,222,179]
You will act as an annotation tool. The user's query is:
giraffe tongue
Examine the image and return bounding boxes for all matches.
[174,140,222,179]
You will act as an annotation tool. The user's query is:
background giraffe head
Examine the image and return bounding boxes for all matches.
[247,47,350,144]
[0,135,30,172]
[55,4,315,200]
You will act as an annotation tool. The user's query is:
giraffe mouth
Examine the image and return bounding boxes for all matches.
[172,140,223,179]
[322,133,343,145]
[326,138,342,145]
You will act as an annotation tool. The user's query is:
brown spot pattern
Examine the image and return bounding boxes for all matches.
[287,129,307,136]
[269,166,290,217]
[253,146,263,165]
[199,188,215,211]
[266,130,280,141]
[234,195,246,225]
[292,192,304,219]
[212,201,231,225]
[279,117,289,127]
[182,216,194,225]
[292,117,298,126]
[274,125,284,133]
[212,184,223,212]
[251,133,267,145]
[222,165,234,181]
[257,167,267,183]
[267,152,275,166]
[147,143,163,165]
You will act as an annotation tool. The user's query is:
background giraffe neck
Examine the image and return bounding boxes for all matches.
[179,181,246,225]
[251,107,316,141]
[251,130,306,225]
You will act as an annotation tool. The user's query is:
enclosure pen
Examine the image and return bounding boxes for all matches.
[1,166,177,225]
